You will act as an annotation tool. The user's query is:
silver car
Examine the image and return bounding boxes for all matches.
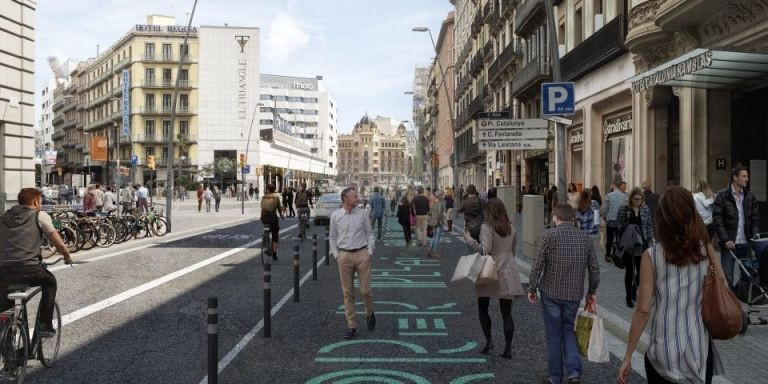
[314,193,342,225]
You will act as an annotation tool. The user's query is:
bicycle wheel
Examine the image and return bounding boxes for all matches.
[111,220,129,244]
[40,236,57,259]
[134,218,151,239]
[37,302,61,368]
[78,223,98,251]
[58,227,78,254]
[96,224,116,248]
[150,218,168,237]
[0,320,29,384]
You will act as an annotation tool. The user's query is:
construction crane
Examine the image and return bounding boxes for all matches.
[47,56,66,79]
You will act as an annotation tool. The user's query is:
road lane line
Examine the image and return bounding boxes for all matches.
[200,254,328,384]
[57,224,298,328]
[49,217,256,272]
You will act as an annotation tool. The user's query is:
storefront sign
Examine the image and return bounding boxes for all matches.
[122,69,130,136]
[44,150,57,165]
[569,129,583,145]
[604,115,633,140]
[631,51,713,93]
[716,158,727,170]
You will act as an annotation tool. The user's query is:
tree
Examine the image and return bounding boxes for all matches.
[200,163,215,180]
[215,157,235,189]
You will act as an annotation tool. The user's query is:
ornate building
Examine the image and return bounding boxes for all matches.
[337,115,413,188]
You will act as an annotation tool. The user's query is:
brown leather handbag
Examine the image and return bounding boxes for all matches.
[701,246,743,340]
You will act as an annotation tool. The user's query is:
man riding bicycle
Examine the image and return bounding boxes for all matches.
[260,184,284,260]
[295,183,313,230]
[0,188,72,337]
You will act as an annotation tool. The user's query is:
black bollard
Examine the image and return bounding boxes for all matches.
[293,245,300,303]
[312,234,318,280]
[263,263,271,338]
[324,229,330,266]
[207,297,219,384]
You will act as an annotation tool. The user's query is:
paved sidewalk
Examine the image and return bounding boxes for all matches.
[219,215,644,383]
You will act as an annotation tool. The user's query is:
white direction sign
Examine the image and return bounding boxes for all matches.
[479,140,548,150]
[478,118,549,150]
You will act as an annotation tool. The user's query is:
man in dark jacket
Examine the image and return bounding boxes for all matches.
[713,165,760,287]
[0,188,72,337]
[641,180,659,231]
[459,184,484,242]
[412,187,431,247]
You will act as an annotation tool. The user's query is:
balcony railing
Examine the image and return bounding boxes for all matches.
[490,41,523,83]
[470,54,483,76]
[136,79,194,88]
[483,1,495,22]
[515,0,545,35]
[483,41,494,62]
[52,114,65,126]
[468,89,485,118]
[457,75,472,95]
[51,131,66,141]
[471,10,483,35]
[561,15,627,81]
[136,106,196,114]
[512,56,551,97]
[133,134,197,143]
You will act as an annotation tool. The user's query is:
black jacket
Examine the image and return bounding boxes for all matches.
[712,184,760,246]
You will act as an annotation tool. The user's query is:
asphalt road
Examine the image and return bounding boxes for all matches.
[21,213,646,383]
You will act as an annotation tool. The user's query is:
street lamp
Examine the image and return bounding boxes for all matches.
[241,102,265,214]
[412,26,459,190]
[83,131,91,188]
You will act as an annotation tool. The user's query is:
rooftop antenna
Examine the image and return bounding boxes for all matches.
[96,44,100,56]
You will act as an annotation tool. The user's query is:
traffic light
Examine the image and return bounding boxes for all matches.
[239,153,246,168]
[147,155,156,170]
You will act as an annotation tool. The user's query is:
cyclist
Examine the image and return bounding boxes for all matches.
[295,183,313,230]
[0,188,72,337]
[260,184,283,260]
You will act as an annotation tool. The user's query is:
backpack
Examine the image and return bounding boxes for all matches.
[295,190,309,206]
[261,194,278,214]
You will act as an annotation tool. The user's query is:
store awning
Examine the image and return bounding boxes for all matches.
[629,49,768,93]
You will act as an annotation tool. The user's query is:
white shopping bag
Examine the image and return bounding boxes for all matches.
[451,253,484,285]
[587,315,610,363]
[476,255,498,284]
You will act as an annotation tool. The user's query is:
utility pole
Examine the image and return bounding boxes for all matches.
[166,0,198,233]
[544,0,567,203]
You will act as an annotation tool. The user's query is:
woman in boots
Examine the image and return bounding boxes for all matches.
[464,198,525,359]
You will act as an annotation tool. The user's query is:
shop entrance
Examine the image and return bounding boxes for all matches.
[732,87,768,223]
[528,156,548,195]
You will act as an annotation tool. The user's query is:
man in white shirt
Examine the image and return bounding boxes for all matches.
[137,184,149,213]
[103,186,117,213]
[92,184,105,211]
[329,187,376,339]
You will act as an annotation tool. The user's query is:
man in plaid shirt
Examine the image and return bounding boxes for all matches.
[528,204,600,384]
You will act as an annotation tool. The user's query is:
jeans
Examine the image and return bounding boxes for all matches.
[0,265,57,327]
[722,244,750,288]
[541,294,582,383]
[370,215,383,239]
[215,198,221,212]
[430,225,442,252]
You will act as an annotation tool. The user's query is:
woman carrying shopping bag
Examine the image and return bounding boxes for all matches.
[618,187,724,384]
[463,198,525,359]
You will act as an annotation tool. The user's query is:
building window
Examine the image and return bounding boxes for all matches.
[162,94,172,110]
[145,120,155,139]
[162,43,172,60]
[145,68,155,84]
[180,69,188,82]
[180,43,189,59]
[162,147,169,162]
[145,43,155,59]
[179,94,189,108]
[163,69,172,84]
[163,120,172,140]
[179,120,189,137]
[145,94,155,109]
[146,146,155,156]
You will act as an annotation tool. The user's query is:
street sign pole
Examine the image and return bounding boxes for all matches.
[544,0,567,203]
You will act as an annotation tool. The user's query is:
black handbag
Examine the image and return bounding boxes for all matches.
[611,244,625,269]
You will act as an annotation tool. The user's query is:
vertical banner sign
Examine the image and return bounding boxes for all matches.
[122,69,131,137]
[44,150,57,165]
[91,136,108,161]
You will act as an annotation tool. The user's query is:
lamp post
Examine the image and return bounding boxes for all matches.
[242,102,264,215]
[83,131,90,188]
[108,97,121,190]
[412,27,458,190]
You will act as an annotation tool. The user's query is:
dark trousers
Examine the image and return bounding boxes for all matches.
[138,197,148,213]
[370,215,383,239]
[623,252,642,301]
[215,198,221,212]
[0,265,57,327]
[400,222,411,244]
[288,202,295,216]
[644,340,713,384]
[606,224,619,258]
[477,297,514,350]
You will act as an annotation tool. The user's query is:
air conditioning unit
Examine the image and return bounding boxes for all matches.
[558,44,566,58]
[594,14,604,32]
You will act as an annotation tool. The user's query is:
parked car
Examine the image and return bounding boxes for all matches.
[314,193,342,225]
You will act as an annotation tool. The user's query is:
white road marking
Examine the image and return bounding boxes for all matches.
[56,224,298,328]
[200,255,327,384]
[49,217,255,272]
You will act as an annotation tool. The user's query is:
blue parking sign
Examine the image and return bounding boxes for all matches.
[541,82,575,116]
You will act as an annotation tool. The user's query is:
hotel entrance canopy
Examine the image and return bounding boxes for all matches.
[629,49,768,94]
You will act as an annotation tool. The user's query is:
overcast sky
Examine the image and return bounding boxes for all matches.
[35,0,453,133]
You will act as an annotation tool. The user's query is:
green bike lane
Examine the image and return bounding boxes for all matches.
[218,216,645,383]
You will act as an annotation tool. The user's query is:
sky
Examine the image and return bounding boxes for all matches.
[35,0,453,134]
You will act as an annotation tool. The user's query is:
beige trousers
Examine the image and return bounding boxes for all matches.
[337,249,374,329]
[416,215,429,245]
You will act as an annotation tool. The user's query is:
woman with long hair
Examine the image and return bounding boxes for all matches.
[567,183,580,209]
[576,189,599,242]
[464,198,525,359]
[591,185,602,207]
[693,180,716,241]
[619,187,723,384]
[444,188,455,232]
[617,187,654,308]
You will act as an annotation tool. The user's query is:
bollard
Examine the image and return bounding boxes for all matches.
[293,245,300,303]
[312,234,318,280]
[324,229,330,266]
[263,263,271,338]
[207,297,219,384]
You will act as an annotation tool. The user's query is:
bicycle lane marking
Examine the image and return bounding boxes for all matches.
[54,224,298,330]
[303,217,495,383]
[48,217,256,272]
